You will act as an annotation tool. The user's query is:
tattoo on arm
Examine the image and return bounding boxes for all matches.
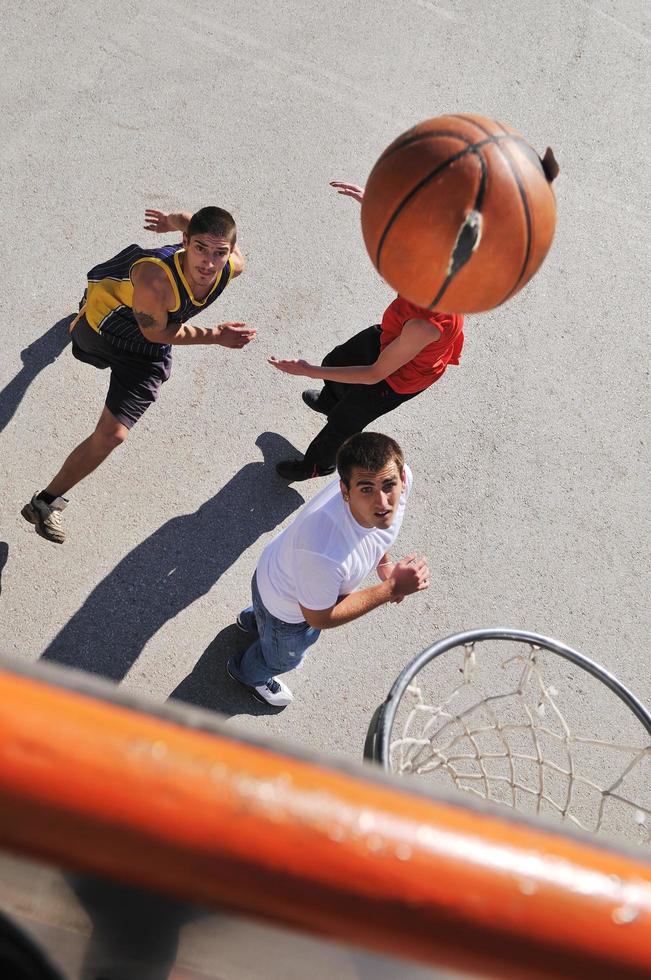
[133,309,157,331]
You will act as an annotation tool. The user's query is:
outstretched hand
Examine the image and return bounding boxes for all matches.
[268,356,314,377]
[217,323,257,349]
[330,181,365,203]
[144,209,175,234]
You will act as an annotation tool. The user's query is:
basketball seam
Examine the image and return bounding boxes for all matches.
[429,152,488,308]
[458,118,534,304]
[447,113,500,139]
[373,119,541,178]
[375,145,477,269]
[374,116,532,167]
[374,133,530,286]
[369,129,475,174]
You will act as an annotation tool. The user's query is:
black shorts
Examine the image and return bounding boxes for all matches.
[71,316,172,429]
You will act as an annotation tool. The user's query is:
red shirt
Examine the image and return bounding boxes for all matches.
[380,296,464,394]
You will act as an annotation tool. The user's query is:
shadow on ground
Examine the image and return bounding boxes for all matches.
[0,315,72,435]
[169,623,286,719]
[0,542,8,596]
[40,433,304,708]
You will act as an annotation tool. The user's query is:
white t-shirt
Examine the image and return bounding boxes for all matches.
[256,466,413,623]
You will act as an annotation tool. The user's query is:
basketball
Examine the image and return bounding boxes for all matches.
[360,114,559,313]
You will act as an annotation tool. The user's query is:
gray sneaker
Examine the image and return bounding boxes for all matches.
[21,494,68,544]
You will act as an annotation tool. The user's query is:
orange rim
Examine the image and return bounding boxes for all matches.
[0,665,650,979]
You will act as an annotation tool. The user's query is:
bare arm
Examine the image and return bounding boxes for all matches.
[377,552,406,603]
[377,552,393,581]
[144,209,192,234]
[229,243,245,278]
[299,555,429,630]
[131,263,255,347]
[268,318,441,384]
[330,181,364,203]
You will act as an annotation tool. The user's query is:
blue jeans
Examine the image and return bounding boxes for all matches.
[230,574,321,687]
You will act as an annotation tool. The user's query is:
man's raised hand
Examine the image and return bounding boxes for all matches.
[144,210,175,234]
[330,181,365,203]
[217,323,256,349]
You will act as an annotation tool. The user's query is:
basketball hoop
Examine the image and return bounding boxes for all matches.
[365,629,651,842]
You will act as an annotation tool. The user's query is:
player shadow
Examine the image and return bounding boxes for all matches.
[67,873,201,980]
[168,623,286,718]
[40,433,304,687]
[0,542,8,596]
[0,315,72,435]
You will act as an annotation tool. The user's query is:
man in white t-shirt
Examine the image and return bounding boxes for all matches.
[227,432,429,706]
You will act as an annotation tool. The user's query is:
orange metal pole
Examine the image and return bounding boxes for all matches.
[0,667,650,979]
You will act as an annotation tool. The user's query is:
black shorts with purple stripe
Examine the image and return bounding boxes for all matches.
[71,315,172,429]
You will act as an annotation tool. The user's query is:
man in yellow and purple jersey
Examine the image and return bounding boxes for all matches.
[21,207,253,544]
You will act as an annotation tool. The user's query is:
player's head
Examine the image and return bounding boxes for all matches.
[182,207,237,285]
[187,207,237,245]
[337,432,406,529]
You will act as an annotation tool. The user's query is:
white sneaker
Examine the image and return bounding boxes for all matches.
[253,677,293,707]
[226,660,293,707]
[21,494,68,544]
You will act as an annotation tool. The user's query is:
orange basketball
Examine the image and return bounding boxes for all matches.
[360,114,559,313]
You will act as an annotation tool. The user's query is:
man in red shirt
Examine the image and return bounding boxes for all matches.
[269,181,464,481]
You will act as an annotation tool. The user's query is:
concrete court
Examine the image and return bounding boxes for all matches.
[0,1,649,792]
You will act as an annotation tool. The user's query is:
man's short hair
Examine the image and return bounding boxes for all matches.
[336,432,405,488]
[187,207,237,245]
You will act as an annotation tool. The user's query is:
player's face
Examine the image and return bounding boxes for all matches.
[342,461,405,529]
[182,232,233,286]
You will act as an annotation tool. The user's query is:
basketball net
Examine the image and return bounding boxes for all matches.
[391,640,651,842]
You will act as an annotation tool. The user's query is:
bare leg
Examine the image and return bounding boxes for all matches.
[45,405,130,497]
